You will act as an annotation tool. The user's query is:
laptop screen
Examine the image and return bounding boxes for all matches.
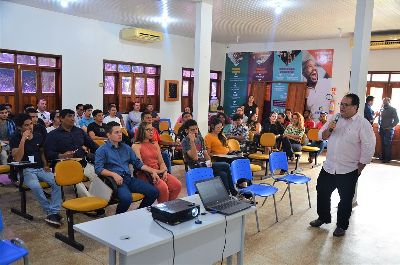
[195,177,229,206]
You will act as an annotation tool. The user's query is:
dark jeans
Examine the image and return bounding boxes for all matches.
[212,162,237,196]
[379,128,394,161]
[281,137,302,158]
[316,168,359,230]
[116,176,159,214]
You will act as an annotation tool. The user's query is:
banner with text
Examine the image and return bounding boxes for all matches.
[270,83,289,113]
[248,52,274,82]
[272,50,303,82]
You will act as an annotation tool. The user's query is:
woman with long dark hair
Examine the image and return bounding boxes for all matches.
[243,95,258,118]
[247,112,262,135]
[132,122,181,203]
[204,119,230,156]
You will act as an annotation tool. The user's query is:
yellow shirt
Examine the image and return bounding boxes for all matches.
[204,133,229,155]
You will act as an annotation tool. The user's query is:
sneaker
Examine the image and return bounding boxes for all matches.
[333,227,346,237]
[309,219,325,227]
[45,214,61,227]
[55,213,64,223]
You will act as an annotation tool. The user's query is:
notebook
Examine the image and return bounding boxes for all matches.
[195,177,251,215]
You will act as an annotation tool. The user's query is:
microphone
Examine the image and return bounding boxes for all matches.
[329,113,340,132]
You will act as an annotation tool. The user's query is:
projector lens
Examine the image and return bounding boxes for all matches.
[191,208,199,217]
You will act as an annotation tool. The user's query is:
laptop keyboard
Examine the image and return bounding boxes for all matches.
[210,199,240,211]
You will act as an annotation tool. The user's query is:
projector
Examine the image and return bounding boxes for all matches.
[151,199,200,225]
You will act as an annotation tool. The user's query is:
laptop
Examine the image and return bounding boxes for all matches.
[195,177,252,215]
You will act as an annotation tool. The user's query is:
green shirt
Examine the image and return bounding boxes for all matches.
[284,124,304,142]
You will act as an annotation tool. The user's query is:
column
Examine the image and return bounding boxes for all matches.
[349,0,374,206]
[193,0,213,135]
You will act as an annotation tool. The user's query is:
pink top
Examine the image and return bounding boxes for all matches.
[139,142,160,170]
[318,113,375,174]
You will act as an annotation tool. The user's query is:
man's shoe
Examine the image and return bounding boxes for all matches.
[309,219,325,227]
[333,227,346,237]
[55,213,64,223]
[45,214,61,227]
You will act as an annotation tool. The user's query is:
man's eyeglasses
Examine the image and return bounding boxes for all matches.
[340,103,353,107]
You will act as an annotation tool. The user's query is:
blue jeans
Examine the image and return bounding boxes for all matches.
[309,140,328,157]
[21,168,62,215]
[116,176,159,214]
[379,128,394,161]
[161,150,172,173]
[212,162,237,195]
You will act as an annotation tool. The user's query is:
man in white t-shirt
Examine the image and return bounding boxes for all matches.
[37,99,51,127]
[103,105,121,126]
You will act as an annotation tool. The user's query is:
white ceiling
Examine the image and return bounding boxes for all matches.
[4,0,400,43]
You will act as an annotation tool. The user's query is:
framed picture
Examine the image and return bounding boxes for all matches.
[164,80,179,101]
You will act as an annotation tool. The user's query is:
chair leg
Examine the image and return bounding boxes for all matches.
[55,210,84,251]
[253,196,260,233]
[23,255,29,265]
[261,197,268,207]
[273,194,278,222]
[306,182,311,208]
[288,184,293,215]
[11,188,33,220]
[280,186,288,201]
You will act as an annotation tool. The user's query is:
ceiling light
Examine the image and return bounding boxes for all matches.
[60,0,68,8]
[275,6,282,15]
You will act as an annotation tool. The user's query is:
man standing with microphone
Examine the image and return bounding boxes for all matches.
[309,93,376,237]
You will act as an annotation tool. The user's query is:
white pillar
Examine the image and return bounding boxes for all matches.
[350,0,374,206]
[193,0,213,135]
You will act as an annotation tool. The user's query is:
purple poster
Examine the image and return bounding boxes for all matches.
[247,52,274,82]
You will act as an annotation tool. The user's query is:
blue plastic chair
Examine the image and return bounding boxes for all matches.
[185,167,215,196]
[0,210,29,265]
[231,159,278,232]
[269,152,311,215]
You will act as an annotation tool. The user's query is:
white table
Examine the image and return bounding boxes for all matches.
[74,195,255,265]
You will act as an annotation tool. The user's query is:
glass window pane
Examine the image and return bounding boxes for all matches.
[391,87,400,114]
[0,68,15,92]
[104,75,115,94]
[210,72,218,79]
[367,74,371,81]
[118,64,131,72]
[0,53,14,64]
[182,70,191,78]
[38,57,56,67]
[121,76,132,95]
[211,81,217,98]
[147,78,155,95]
[369,87,383,112]
[17,55,36,65]
[390,74,400,82]
[135,77,145,96]
[190,71,194,77]
[104,63,117,72]
[132,65,144,73]
[22,70,37,93]
[41,72,55,93]
[145,66,157,75]
[182,80,189,97]
[371,74,389,82]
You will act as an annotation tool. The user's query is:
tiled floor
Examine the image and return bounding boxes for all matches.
[1,156,399,265]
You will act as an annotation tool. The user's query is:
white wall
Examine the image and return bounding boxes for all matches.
[0,2,226,124]
[227,38,352,107]
[368,49,400,71]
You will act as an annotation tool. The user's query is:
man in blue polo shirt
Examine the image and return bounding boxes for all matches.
[95,121,159,214]
[78,104,94,132]
[10,113,62,227]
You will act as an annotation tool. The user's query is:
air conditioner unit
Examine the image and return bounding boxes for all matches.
[350,34,400,50]
[120,28,163,43]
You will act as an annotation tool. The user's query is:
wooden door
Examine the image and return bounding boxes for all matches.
[119,74,133,113]
[0,65,17,112]
[181,78,193,112]
[103,73,118,112]
[18,65,39,111]
[286,82,307,115]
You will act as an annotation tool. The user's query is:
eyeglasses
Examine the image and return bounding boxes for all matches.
[340,103,353,107]
[145,128,153,132]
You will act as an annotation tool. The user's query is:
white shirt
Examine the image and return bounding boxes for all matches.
[38,110,50,123]
[318,113,376,175]
[103,116,121,126]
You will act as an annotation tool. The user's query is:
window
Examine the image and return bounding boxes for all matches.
[0,49,61,113]
[371,73,389,82]
[103,60,160,113]
[181,68,222,112]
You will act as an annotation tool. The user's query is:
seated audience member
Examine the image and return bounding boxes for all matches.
[247,112,261,135]
[182,119,237,195]
[45,109,99,198]
[37,98,51,127]
[4,103,14,120]
[176,112,193,142]
[204,119,231,156]
[103,104,122,127]
[10,114,62,227]
[128,102,142,132]
[145,103,160,131]
[226,114,249,148]
[176,106,191,125]
[78,104,94,132]
[285,109,292,126]
[87,109,107,141]
[0,105,16,165]
[236,106,248,123]
[24,104,35,112]
[277,113,288,128]
[262,112,285,135]
[95,121,159,214]
[132,122,182,203]
[25,108,47,139]
[74,104,84,126]
[216,105,225,113]
[308,112,328,163]
[46,111,61,133]
[135,111,173,173]
[281,112,305,160]
[107,103,125,127]
[209,112,232,135]
[303,109,316,133]
[242,95,259,117]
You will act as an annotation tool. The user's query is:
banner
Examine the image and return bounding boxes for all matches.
[224,52,249,116]
[270,83,288,113]
[247,52,273,82]
[272,50,302,82]
[302,49,334,118]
